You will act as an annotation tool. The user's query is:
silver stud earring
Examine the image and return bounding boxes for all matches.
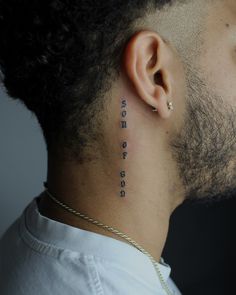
[167,101,174,111]
[152,101,174,112]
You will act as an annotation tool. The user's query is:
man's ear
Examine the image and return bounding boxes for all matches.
[122,30,173,119]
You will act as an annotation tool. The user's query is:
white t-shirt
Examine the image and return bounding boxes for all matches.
[0,193,182,295]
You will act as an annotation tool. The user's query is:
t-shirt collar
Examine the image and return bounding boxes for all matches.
[22,192,172,289]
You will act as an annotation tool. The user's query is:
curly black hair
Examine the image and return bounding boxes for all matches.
[0,0,174,163]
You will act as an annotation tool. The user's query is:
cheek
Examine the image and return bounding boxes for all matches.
[197,1,236,105]
[199,37,236,105]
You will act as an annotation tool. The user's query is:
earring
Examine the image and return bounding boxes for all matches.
[167,101,174,111]
[152,101,174,112]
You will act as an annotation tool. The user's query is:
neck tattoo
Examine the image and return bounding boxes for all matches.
[120,97,128,197]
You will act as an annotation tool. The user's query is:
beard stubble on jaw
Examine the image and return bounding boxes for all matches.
[169,64,236,203]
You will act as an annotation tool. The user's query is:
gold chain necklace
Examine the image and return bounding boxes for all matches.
[43,182,173,295]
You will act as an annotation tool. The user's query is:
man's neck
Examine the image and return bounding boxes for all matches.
[38,153,184,262]
[38,190,169,262]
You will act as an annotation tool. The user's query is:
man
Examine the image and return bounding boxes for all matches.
[1,0,236,294]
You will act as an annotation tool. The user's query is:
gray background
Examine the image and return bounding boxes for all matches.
[0,86,47,237]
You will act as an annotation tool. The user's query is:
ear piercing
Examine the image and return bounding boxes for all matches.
[167,101,174,110]
[152,101,174,112]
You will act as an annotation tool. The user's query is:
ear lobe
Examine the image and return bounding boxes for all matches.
[122,30,172,119]
[154,86,172,119]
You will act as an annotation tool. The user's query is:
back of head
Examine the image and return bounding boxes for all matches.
[0,0,189,163]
